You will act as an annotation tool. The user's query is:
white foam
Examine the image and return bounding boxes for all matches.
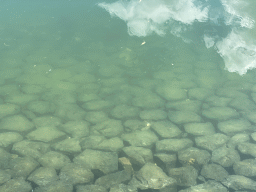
[99,0,256,75]
[216,30,256,75]
[99,0,208,37]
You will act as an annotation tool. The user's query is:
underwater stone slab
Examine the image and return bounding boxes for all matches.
[12,140,50,160]
[121,130,158,148]
[33,180,73,192]
[85,111,109,124]
[222,175,256,191]
[28,167,58,186]
[156,139,193,153]
[95,170,132,189]
[111,104,139,119]
[73,149,118,174]
[122,146,153,166]
[80,135,105,150]
[139,109,167,120]
[0,103,20,119]
[0,169,11,184]
[188,88,214,101]
[205,96,232,107]
[166,100,201,113]
[202,107,239,121]
[26,126,66,143]
[211,146,240,167]
[238,143,256,158]
[53,138,82,153]
[76,185,107,192]
[195,133,229,151]
[82,100,112,110]
[251,132,256,142]
[0,148,11,170]
[59,163,94,185]
[168,166,198,187]
[5,93,39,105]
[133,163,177,191]
[9,157,39,178]
[233,159,256,177]
[132,93,165,109]
[124,119,149,132]
[184,122,215,136]
[218,119,252,135]
[0,178,32,192]
[33,116,62,128]
[96,137,124,152]
[229,97,256,112]
[201,164,229,182]
[60,120,90,139]
[92,119,124,138]
[178,147,211,166]
[0,115,34,132]
[38,151,71,170]
[228,133,250,149]
[27,100,56,115]
[168,111,202,124]
[151,121,182,139]
[0,132,23,147]
[154,153,177,170]
[156,86,187,101]
[244,111,256,124]
[55,104,86,121]
[179,180,228,192]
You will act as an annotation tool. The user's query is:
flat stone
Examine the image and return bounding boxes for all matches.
[228,134,250,149]
[211,146,240,167]
[0,103,20,119]
[95,171,132,189]
[122,146,153,166]
[168,111,202,124]
[151,121,182,138]
[218,119,252,135]
[201,164,229,181]
[26,126,66,143]
[111,104,139,119]
[28,167,58,186]
[222,175,256,191]
[178,147,211,166]
[166,100,201,113]
[0,115,34,132]
[53,138,81,153]
[38,151,71,170]
[139,109,167,120]
[202,107,239,121]
[60,120,90,138]
[184,122,215,136]
[238,143,256,158]
[0,178,32,192]
[133,163,177,190]
[92,119,124,138]
[121,130,158,148]
[195,133,229,151]
[12,140,50,159]
[156,139,193,153]
[59,163,94,185]
[179,180,228,192]
[0,132,23,147]
[234,159,256,177]
[73,149,118,174]
[168,166,198,187]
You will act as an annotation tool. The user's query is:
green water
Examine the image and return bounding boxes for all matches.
[1,0,256,191]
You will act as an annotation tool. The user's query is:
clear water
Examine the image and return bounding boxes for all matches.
[1,0,256,191]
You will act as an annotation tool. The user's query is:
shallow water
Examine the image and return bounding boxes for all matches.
[0,0,256,191]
